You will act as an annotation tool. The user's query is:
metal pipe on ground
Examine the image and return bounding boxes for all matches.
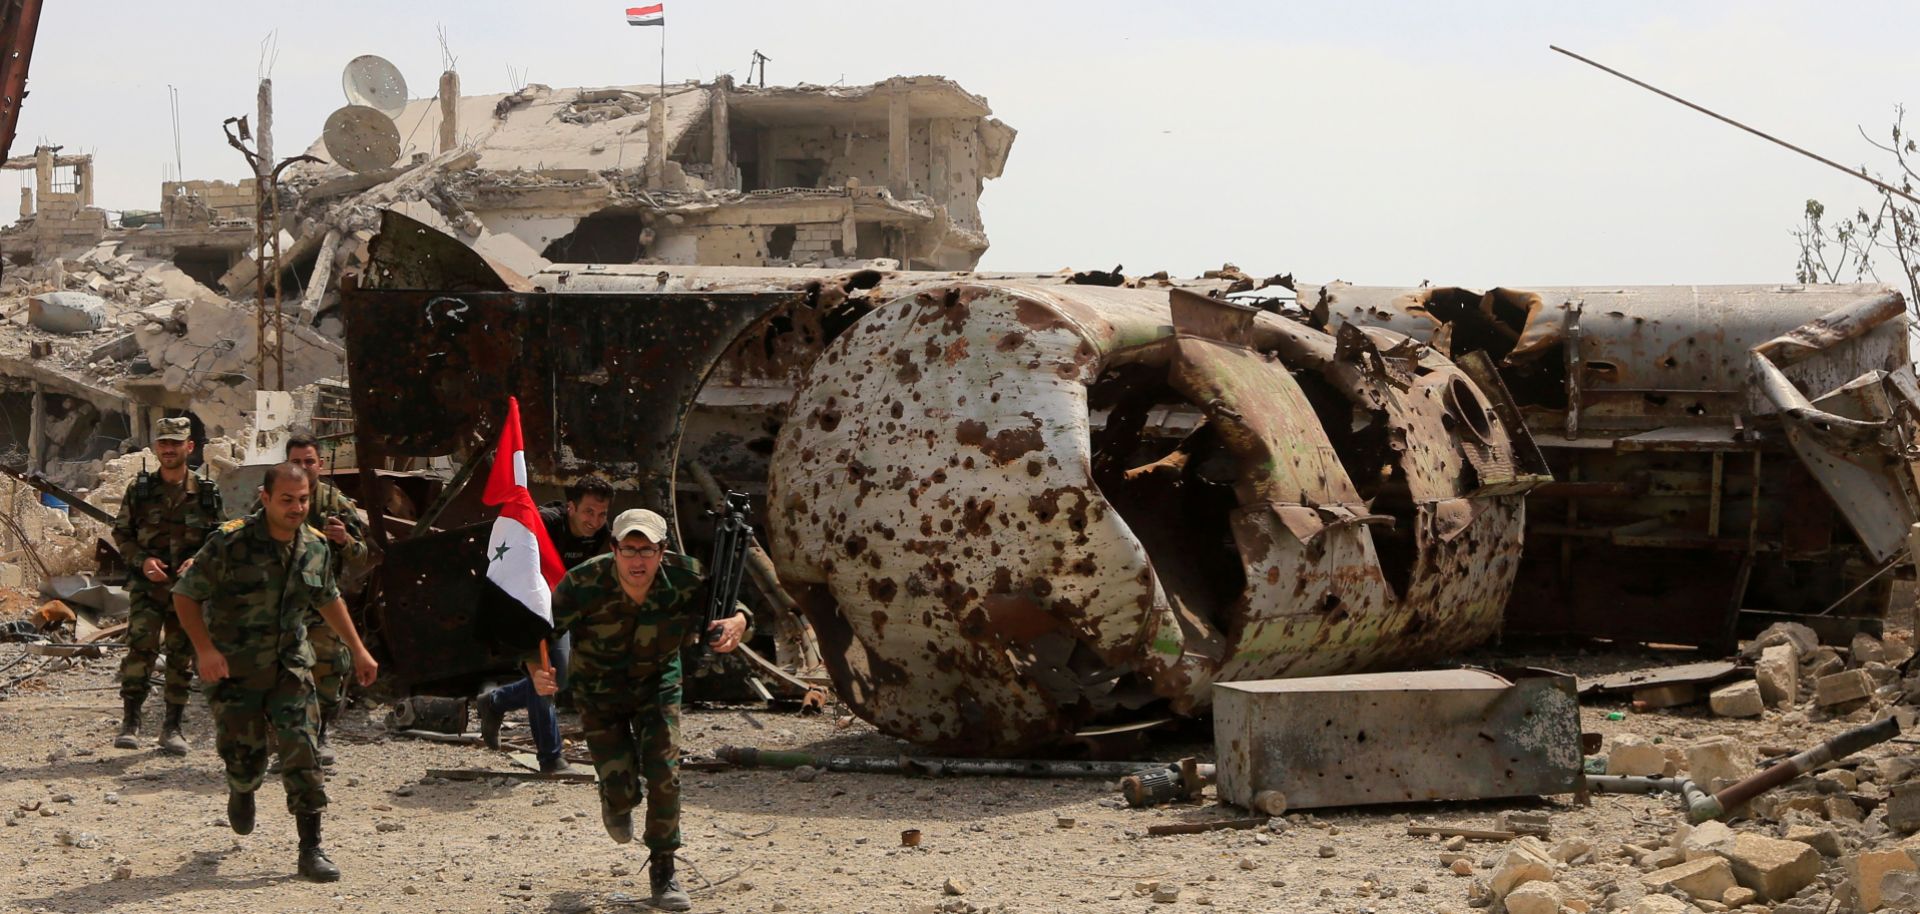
[713,746,1162,778]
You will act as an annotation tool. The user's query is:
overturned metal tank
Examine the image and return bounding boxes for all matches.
[766,283,1547,753]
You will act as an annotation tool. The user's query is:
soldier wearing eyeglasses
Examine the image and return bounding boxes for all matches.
[530,508,747,911]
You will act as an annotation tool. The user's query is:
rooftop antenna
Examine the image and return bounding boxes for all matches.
[1551,45,1920,209]
[166,85,182,179]
[748,49,770,87]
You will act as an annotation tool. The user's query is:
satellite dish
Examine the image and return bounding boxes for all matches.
[342,55,409,117]
[322,105,402,174]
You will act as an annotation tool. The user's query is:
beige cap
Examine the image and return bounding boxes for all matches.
[154,416,193,442]
[610,508,669,545]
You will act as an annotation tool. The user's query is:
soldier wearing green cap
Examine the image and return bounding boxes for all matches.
[111,415,223,755]
[531,507,749,912]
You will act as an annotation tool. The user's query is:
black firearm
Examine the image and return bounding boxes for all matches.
[703,490,753,649]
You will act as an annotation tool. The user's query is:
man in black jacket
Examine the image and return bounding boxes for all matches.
[475,475,611,772]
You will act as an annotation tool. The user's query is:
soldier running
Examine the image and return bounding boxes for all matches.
[531,508,749,911]
[173,462,378,882]
[111,416,223,755]
[251,433,373,765]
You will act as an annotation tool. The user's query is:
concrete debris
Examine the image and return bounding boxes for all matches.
[1626,896,1695,914]
[1816,669,1876,708]
[1887,783,1920,834]
[1503,880,1567,914]
[28,291,106,333]
[1708,680,1765,718]
[1608,736,1671,777]
[1490,836,1555,900]
[1720,833,1821,902]
[1783,824,1843,858]
[1756,644,1801,708]
[1848,849,1918,911]
[1683,738,1754,794]
[1641,856,1735,902]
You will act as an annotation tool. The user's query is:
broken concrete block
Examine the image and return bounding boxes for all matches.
[1551,838,1593,864]
[1628,896,1694,914]
[1887,632,1916,666]
[1719,833,1821,902]
[1756,644,1800,707]
[1609,735,1669,777]
[1883,870,1920,912]
[1504,880,1566,914]
[1784,824,1842,857]
[27,291,106,333]
[1491,837,1556,900]
[1679,820,1736,861]
[1643,847,1686,870]
[1817,669,1876,707]
[1633,683,1699,709]
[1684,737,1754,793]
[1854,632,1888,666]
[1805,647,1845,680]
[1643,856,1736,901]
[1816,769,1859,793]
[1826,794,1864,822]
[1721,886,1756,908]
[1709,680,1764,717]
[1848,849,1919,911]
[1878,756,1920,786]
[1746,621,1819,659]
[1889,782,1920,834]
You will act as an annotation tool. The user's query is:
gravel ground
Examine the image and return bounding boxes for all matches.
[0,596,1907,914]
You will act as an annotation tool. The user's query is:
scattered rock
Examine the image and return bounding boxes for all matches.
[112,863,132,880]
[1642,856,1735,902]
[1629,894,1696,914]
[1888,782,1920,834]
[1721,886,1755,908]
[1853,632,1888,666]
[374,821,405,833]
[1709,681,1765,718]
[1883,870,1920,911]
[1505,880,1567,914]
[1686,738,1755,794]
[1447,835,1468,851]
[1816,669,1874,707]
[792,765,821,783]
[1492,836,1556,900]
[1452,859,1477,877]
[943,877,968,896]
[1609,735,1670,777]
[1846,849,1918,911]
[1783,824,1842,857]
[1553,838,1594,864]
[1719,833,1820,902]
[1756,644,1800,708]
[1318,844,1336,858]
[1152,884,1179,904]
[1679,821,1735,861]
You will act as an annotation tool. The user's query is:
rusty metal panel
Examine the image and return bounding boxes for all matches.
[1213,669,1582,810]
[368,522,514,689]
[768,282,1540,755]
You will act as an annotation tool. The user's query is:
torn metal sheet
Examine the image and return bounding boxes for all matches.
[768,282,1542,754]
[1212,668,1582,811]
[1576,660,1742,696]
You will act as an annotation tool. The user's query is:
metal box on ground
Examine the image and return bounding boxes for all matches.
[1213,668,1582,811]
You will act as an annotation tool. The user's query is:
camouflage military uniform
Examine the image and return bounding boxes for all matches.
[173,513,339,814]
[113,467,223,706]
[250,480,369,719]
[547,552,722,854]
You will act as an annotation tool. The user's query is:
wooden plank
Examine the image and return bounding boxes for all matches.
[1406,825,1518,841]
[1146,816,1267,837]
[425,767,596,784]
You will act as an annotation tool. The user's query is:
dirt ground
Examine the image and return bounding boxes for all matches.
[0,597,1895,914]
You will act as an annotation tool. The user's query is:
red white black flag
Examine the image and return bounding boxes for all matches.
[626,3,664,26]
[477,397,566,647]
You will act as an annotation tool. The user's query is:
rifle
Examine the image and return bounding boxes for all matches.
[703,490,753,648]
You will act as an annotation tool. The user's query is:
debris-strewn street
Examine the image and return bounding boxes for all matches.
[3,605,1916,914]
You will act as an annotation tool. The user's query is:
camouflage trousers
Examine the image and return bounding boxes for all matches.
[207,665,328,815]
[307,619,352,720]
[118,590,195,706]
[579,672,682,853]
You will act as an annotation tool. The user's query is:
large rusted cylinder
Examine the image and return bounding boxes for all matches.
[768,282,1538,754]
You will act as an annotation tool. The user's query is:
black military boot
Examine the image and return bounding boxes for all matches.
[295,812,341,882]
[476,690,503,750]
[158,703,189,756]
[227,789,255,835]
[648,852,691,911]
[113,697,143,750]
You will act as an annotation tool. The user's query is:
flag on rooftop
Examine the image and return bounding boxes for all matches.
[626,3,664,26]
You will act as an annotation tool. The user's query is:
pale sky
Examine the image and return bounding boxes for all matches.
[14,1,1918,287]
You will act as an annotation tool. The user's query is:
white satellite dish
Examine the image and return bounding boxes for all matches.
[322,105,402,174]
[342,55,409,117]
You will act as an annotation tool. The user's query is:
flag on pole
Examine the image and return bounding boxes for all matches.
[626,3,664,26]
[476,396,566,650]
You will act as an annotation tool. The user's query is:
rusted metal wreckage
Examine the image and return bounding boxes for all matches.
[342,212,1920,754]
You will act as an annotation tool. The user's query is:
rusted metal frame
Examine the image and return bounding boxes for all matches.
[1562,301,1583,439]
[407,445,493,541]
[0,465,114,524]
[0,0,43,170]
[1707,451,1725,539]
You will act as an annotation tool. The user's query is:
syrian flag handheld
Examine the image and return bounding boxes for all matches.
[626,3,664,26]
[477,397,566,650]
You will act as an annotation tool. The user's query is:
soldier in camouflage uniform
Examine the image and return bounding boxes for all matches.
[112,416,224,755]
[173,463,379,883]
[249,434,373,765]
[531,508,748,912]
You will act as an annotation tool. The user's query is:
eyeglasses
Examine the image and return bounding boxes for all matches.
[616,545,663,559]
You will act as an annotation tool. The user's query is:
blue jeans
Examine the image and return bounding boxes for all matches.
[486,633,570,766]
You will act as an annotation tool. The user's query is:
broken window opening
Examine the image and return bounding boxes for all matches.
[1088,361,1245,640]
[171,247,237,291]
[1419,289,1569,410]
[771,158,827,190]
[541,210,651,263]
[767,225,796,260]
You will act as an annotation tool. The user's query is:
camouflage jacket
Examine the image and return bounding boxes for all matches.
[248,479,372,580]
[174,512,340,679]
[111,469,224,594]
[544,552,749,700]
